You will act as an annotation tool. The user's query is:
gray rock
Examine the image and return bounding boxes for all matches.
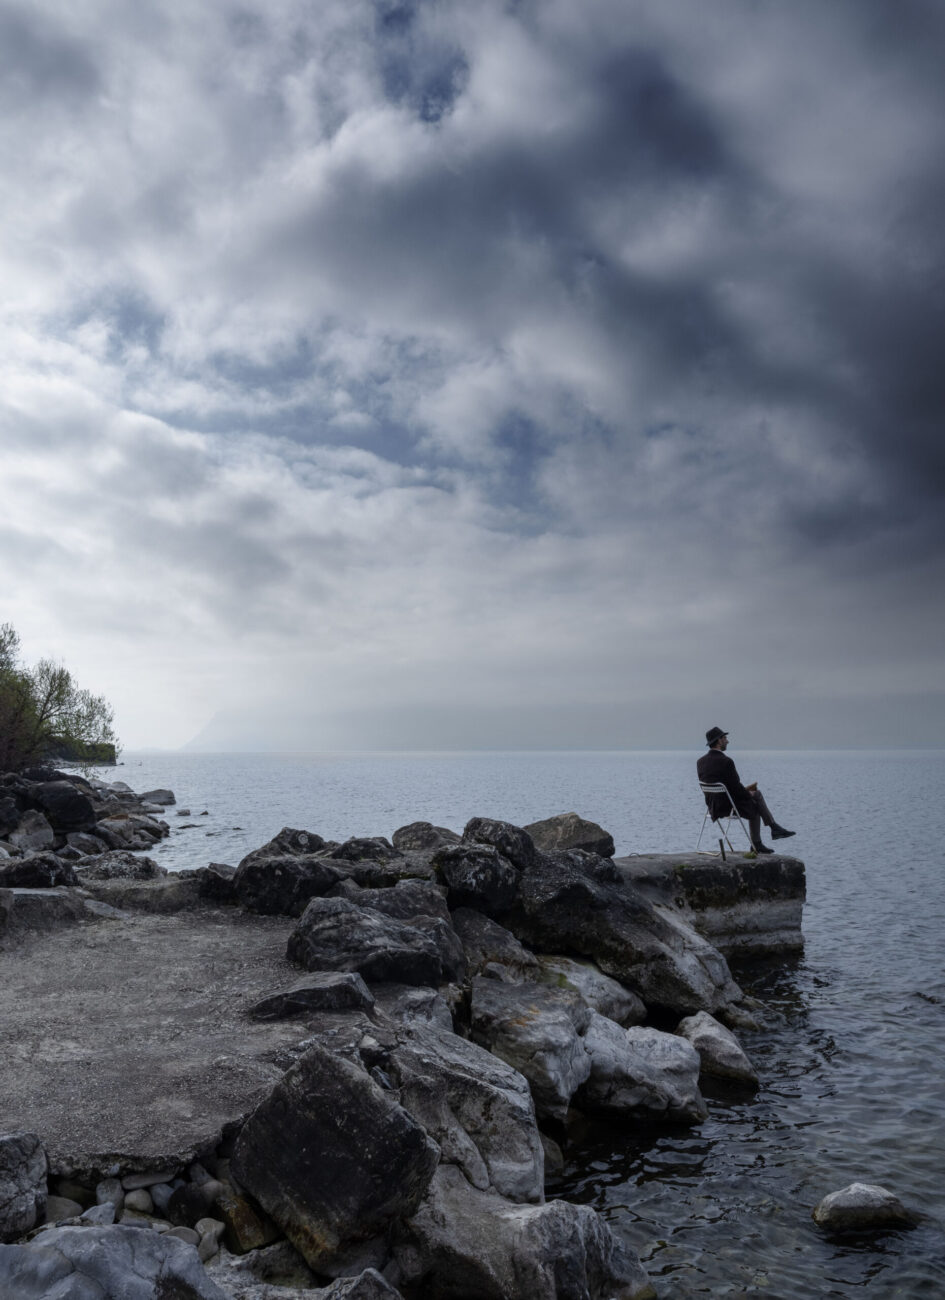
[433,843,519,915]
[0,1132,47,1242]
[78,875,201,913]
[395,1164,654,1300]
[470,977,592,1122]
[44,1194,85,1222]
[392,822,460,853]
[96,1177,125,1215]
[81,1202,117,1225]
[675,1010,759,1086]
[8,810,55,853]
[124,1187,154,1214]
[232,1042,439,1272]
[812,1183,918,1232]
[66,831,109,855]
[578,1014,707,1123]
[197,861,237,901]
[138,788,176,806]
[348,882,465,982]
[505,845,743,1017]
[535,956,646,1027]
[76,851,166,881]
[462,817,538,871]
[0,851,77,888]
[32,780,97,833]
[234,853,341,916]
[166,1224,201,1245]
[330,836,400,864]
[0,886,93,933]
[250,971,375,1020]
[322,1269,404,1298]
[524,812,616,859]
[373,985,454,1031]
[452,908,540,979]
[198,1215,227,1261]
[288,896,448,986]
[0,1223,231,1298]
[122,1169,180,1190]
[390,1021,545,1202]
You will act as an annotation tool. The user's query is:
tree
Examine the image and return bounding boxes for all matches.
[0,623,118,771]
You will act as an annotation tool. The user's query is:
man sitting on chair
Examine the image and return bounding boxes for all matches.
[697,726,795,854]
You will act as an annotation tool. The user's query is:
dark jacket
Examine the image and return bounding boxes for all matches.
[697,747,754,819]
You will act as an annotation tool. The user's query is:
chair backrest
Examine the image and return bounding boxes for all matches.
[699,782,729,794]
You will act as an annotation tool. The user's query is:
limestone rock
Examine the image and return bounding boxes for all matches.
[505,844,743,1017]
[234,854,341,916]
[524,812,616,859]
[0,851,77,889]
[578,1014,707,1123]
[389,1021,545,1203]
[0,886,91,932]
[0,1224,230,1298]
[452,908,540,980]
[238,827,329,871]
[392,822,460,852]
[675,1010,759,1086]
[0,1132,47,1242]
[78,875,200,913]
[8,810,55,853]
[433,843,518,915]
[462,817,538,871]
[287,896,448,986]
[232,1042,439,1271]
[813,1183,918,1232]
[470,977,592,1122]
[330,836,401,863]
[395,1164,654,1300]
[250,971,375,1020]
[535,957,646,1027]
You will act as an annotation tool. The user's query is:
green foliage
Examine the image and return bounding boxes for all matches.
[0,622,118,772]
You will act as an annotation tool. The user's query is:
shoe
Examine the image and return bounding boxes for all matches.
[771,826,795,840]
[752,842,774,854]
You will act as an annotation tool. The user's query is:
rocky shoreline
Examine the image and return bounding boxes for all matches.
[0,769,806,1299]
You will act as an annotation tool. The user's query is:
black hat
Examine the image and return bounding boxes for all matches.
[705,726,728,746]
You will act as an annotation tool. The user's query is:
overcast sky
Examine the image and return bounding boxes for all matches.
[2,0,944,750]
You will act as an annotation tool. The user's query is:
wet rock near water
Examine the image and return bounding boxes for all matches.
[524,811,616,859]
[812,1182,918,1234]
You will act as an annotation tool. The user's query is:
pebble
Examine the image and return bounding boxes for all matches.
[196,1216,226,1262]
[124,1188,154,1214]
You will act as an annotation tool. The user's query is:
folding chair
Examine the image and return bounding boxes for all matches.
[696,781,753,854]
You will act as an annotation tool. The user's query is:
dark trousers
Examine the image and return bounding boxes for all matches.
[741,788,777,847]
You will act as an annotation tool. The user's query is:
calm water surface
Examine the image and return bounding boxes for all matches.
[98,749,945,1297]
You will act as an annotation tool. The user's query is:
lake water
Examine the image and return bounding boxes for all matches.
[100,748,945,1297]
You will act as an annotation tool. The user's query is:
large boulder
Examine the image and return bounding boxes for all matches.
[330,836,401,864]
[0,1132,47,1242]
[433,844,518,916]
[239,827,329,870]
[232,1043,439,1272]
[389,1022,545,1203]
[505,846,743,1017]
[76,851,166,881]
[470,977,592,1122]
[0,852,77,889]
[394,1164,654,1300]
[344,880,465,983]
[534,957,646,1027]
[8,810,55,853]
[138,788,176,806]
[524,813,616,859]
[675,1011,759,1087]
[287,896,451,986]
[234,854,341,916]
[462,818,538,871]
[577,1015,707,1123]
[31,780,97,833]
[0,1224,230,1298]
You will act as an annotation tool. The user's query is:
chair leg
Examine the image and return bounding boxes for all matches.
[696,810,712,851]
